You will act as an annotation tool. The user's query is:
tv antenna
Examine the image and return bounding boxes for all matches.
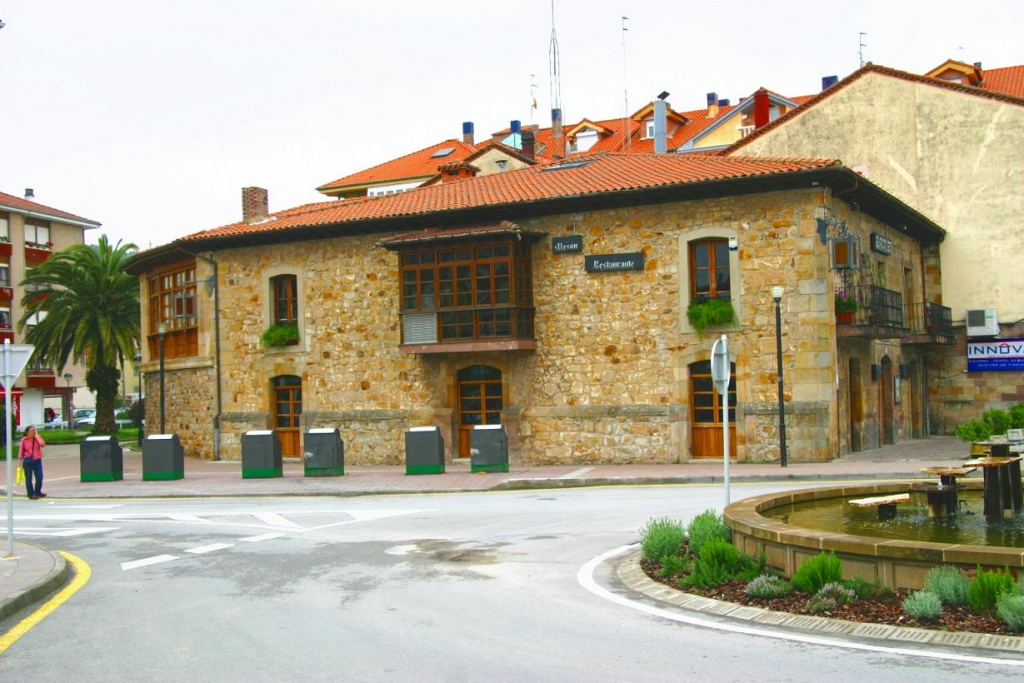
[622,16,630,150]
[859,31,868,67]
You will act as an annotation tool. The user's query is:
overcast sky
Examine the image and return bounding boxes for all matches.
[1,0,1020,250]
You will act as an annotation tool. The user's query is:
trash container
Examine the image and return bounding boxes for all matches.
[79,436,124,482]
[405,426,445,475]
[470,424,508,473]
[142,434,185,481]
[241,430,282,479]
[303,428,345,477]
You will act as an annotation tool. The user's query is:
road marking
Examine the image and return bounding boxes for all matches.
[121,554,178,571]
[0,552,91,654]
[578,545,1024,668]
[167,514,213,524]
[50,527,120,537]
[238,532,287,542]
[252,512,303,529]
[185,543,234,555]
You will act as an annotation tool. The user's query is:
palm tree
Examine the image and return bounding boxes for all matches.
[19,236,139,433]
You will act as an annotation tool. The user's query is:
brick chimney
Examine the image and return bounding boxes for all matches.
[753,88,771,129]
[521,130,536,160]
[706,92,719,118]
[437,160,480,182]
[462,121,475,145]
[242,187,269,224]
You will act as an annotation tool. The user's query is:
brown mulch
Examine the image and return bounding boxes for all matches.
[639,559,1016,636]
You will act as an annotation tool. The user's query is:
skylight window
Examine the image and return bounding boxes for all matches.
[431,147,456,158]
[542,160,593,172]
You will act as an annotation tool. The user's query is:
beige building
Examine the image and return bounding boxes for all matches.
[0,189,99,428]
[128,154,946,465]
[727,62,1024,432]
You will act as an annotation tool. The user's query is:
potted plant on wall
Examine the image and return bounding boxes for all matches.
[834,292,859,324]
[687,297,736,338]
[261,323,299,348]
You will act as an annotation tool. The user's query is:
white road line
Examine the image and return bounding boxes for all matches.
[13,527,119,537]
[238,532,287,542]
[560,467,595,479]
[252,512,303,529]
[121,554,178,571]
[51,527,120,537]
[578,545,1024,668]
[166,514,213,524]
[185,543,234,555]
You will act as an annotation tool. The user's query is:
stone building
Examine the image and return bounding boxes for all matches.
[126,154,946,465]
[726,61,1024,435]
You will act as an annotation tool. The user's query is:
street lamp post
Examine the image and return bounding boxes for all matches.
[133,354,143,439]
[772,286,788,468]
[157,322,167,434]
[63,372,72,430]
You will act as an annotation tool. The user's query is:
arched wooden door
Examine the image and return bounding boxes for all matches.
[272,374,302,457]
[456,365,503,457]
[690,360,737,459]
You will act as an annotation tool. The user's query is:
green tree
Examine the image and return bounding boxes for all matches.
[18,236,139,433]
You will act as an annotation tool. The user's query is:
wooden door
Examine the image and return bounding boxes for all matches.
[848,358,863,453]
[456,365,503,457]
[690,360,736,459]
[879,359,894,445]
[272,375,302,457]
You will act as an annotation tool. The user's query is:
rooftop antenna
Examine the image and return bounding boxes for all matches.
[622,15,630,151]
[530,73,539,124]
[548,0,564,157]
[859,31,868,67]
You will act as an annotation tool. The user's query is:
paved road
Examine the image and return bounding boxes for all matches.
[2,485,1021,682]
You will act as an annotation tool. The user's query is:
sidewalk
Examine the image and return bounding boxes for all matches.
[0,436,974,628]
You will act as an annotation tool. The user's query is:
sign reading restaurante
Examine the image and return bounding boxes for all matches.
[584,252,645,273]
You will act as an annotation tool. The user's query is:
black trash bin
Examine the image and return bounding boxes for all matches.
[304,428,345,477]
[470,425,508,473]
[79,436,124,482]
[142,434,185,481]
[241,430,282,479]
[405,426,445,475]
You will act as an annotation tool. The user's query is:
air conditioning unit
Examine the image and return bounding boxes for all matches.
[965,307,999,338]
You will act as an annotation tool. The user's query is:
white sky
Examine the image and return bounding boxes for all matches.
[1,0,1021,250]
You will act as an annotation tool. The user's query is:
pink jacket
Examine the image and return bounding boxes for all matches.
[20,436,44,461]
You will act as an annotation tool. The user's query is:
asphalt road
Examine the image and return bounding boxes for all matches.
[1,484,1021,682]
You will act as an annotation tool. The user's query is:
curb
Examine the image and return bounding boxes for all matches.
[0,543,69,623]
[615,551,1024,655]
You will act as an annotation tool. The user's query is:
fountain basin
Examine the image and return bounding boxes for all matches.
[723,481,1024,591]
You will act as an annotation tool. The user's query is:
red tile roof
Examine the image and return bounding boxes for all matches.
[984,65,1024,98]
[377,220,545,247]
[726,63,1024,154]
[184,153,840,242]
[0,190,101,227]
[316,138,480,193]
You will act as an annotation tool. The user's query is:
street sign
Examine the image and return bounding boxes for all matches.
[4,341,35,557]
[711,336,730,396]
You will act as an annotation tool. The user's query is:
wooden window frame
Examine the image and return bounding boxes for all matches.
[689,238,732,302]
[147,260,198,359]
[271,274,299,326]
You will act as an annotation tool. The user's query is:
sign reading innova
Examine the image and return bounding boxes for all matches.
[967,338,1024,372]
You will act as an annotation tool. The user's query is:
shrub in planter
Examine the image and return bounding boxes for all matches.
[954,419,992,443]
[982,409,1010,436]
[923,565,970,605]
[686,298,735,337]
[745,574,793,600]
[261,323,299,348]
[903,591,943,621]
[968,566,1018,612]
[639,517,685,562]
[790,551,842,595]
[834,293,859,313]
[1009,404,1024,430]
[842,576,893,601]
[807,582,857,613]
[997,593,1024,631]
[686,509,731,556]
[657,554,692,579]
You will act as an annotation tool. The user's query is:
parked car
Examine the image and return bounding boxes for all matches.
[43,413,68,429]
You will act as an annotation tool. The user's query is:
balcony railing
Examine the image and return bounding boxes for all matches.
[837,285,953,340]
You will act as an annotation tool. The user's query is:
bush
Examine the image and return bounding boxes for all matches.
[686,298,736,337]
[791,551,843,595]
[639,517,685,562]
[968,566,1018,612]
[687,510,731,557]
[1009,404,1024,430]
[683,539,738,589]
[903,591,944,621]
[807,582,857,613]
[843,576,893,601]
[996,593,1024,631]
[954,419,992,443]
[745,574,793,600]
[658,554,691,579]
[923,565,970,606]
[983,409,1011,436]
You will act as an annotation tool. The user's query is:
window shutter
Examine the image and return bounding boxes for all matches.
[403,313,437,344]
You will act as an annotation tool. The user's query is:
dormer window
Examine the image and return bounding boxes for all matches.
[644,119,655,139]
[495,160,508,172]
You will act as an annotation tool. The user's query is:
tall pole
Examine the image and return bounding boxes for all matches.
[158,322,167,434]
[773,286,788,467]
[3,341,34,557]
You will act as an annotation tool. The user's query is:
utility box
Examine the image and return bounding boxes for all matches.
[405,426,445,475]
[470,424,508,473]
[142,434,185,481]
[241,430,282,479]
[303,428,345,477]
[79,436,124,482]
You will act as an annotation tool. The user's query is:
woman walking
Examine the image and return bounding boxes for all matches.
[20,425,46,500]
